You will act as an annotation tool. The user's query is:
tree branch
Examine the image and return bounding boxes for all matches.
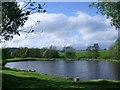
[2,19,12,33]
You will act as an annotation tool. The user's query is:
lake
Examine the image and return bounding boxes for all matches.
[5,60,120,80]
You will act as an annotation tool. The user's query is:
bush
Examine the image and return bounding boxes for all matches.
[63,46,76,60]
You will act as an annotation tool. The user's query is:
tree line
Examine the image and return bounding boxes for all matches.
[10,46,59,58]
[1,39,120,66]
[1,46,76,59]
[2,40,120,60]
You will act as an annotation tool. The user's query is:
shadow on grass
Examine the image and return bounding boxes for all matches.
[1,68,120,90]
[3,73,86,90]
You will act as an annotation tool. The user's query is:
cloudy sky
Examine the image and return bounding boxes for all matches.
[1,2,118,50]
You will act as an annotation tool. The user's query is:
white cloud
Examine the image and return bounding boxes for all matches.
[0,11,118,50]
[17,2,24,9]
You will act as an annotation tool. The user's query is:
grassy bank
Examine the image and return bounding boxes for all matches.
[6,58,66,63]
[6,57,120,63]
[1,67,120,89]
[74,50,110,59]
[1,50,119,63]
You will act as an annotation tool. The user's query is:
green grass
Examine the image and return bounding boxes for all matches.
[98,50,110,59]
[2,50,119,63]
[1,67,120,89]
[76,50,110,59]
[76,50,87,58]
[6,57,64,62]
[6,58,120,63]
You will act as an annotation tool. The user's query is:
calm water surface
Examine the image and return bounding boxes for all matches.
[5,60,120,80]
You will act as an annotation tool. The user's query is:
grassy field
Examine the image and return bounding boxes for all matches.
[60,50,110,59]
[1,67,120,89]
[1,50,120,89]
[4,50,120,63]
[76,50,87,58]
[75,50,110,59]
[60,50,120,62]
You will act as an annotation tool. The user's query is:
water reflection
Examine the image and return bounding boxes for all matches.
[5,60,120,80]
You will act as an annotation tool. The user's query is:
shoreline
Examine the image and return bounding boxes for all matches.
[6,58,120,63]
[1,67,120,89]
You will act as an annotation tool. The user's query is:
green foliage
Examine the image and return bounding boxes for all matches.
[40,48,48,57]
[43,46,59,58]
[89,2,120,29]
[43,49,51,58]
[11,47,28,58]
[109,38,120,60]
[1,2,46,42]
[86,43,100,59]
[87,50,99,59]
[59,52,65,58]
[89,2,120,60]
[1,68,120,89]
[11,48,42,58]
[3,44,119,61]
[98,50,110,59]
[10,47,59,59]
[63,46,76,60]
[2,48,11,66]
[27,48,41,58]
[0,1,1,24]
[2,2,28,41]
[76,50,111,59]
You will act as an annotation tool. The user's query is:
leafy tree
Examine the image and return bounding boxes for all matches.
[27,48,41,58]
[11,47,28,58]
[43,49,50,58]
[63,46,76,60]
[1,2,46,42]
[11,51,18,58]
[89,2,120,60]
[89,1,120,29]
[2,48,10,66]
[11,48,42,58]
[0,1,1,24]
[49,46,59,58]
[109,38,120,60]
[86,43,100,59]
[43,46,59,58]
[40,48,48,57]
